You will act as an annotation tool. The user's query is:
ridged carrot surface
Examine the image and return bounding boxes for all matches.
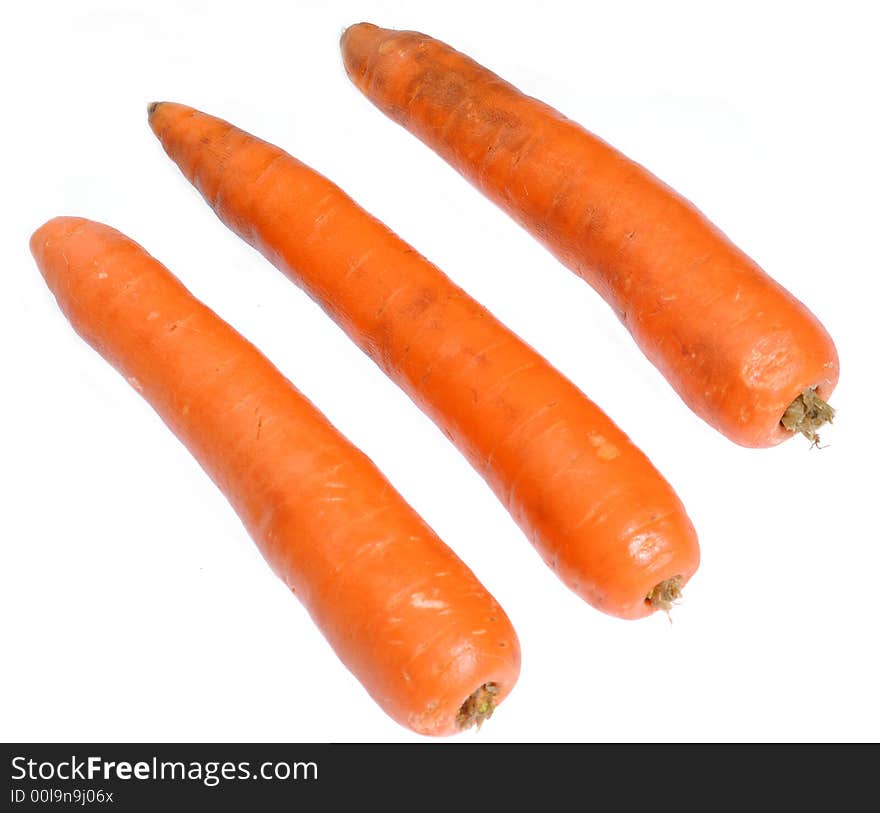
[341,23,839,448]
[31,217,520,736]
[149,103,700,620]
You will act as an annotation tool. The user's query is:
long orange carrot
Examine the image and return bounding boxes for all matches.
[340,23,839,448]
[31,217,520,736]
[148,103,700,620]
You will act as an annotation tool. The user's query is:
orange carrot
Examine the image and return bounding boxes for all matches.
[340,23,840,448]
[31,216,520,736]
[148,103,700,620]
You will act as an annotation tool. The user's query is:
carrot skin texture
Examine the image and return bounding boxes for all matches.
[149,104,700,619]
[340,24,840,448]
[31,217,520,736]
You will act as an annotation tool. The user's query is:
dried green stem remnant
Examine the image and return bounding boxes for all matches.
[457,683,499,731]
[646,575,683,612]
[781,388,835,444]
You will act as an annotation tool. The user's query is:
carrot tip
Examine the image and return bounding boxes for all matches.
[147,101,162,118]
[781,388,835,445]
[456,682,499,731]
[646,575,683,614]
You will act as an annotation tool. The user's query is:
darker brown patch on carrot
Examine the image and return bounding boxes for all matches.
[781,387,835,445]
[147,101,162,118]
[457,682,499,731]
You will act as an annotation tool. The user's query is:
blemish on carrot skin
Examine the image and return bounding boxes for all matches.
[411,592,449,610]
[587,431,620,460]
[597,443,619,460]
[147,310,160,320]
[627,533,664,565]
[97,271,108,280]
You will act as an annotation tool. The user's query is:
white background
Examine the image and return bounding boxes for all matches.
[2,0,878,743]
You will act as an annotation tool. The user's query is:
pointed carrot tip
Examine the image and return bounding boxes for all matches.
[342,21,379,35]
[340,21,369,47]
[147,101,162,118]
[340,22,386,81]
[29,216,92,276]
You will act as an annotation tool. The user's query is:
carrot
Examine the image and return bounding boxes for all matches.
[148,102,700,620]
[340,23,840,448]
[31,216,520,736]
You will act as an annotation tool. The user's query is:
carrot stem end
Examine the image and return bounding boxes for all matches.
[646,575,683,613]
[456,682,499,731]
[781,388,835,445]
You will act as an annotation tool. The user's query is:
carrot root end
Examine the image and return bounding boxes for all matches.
[456,682,499,731]
[781,388,835,445]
